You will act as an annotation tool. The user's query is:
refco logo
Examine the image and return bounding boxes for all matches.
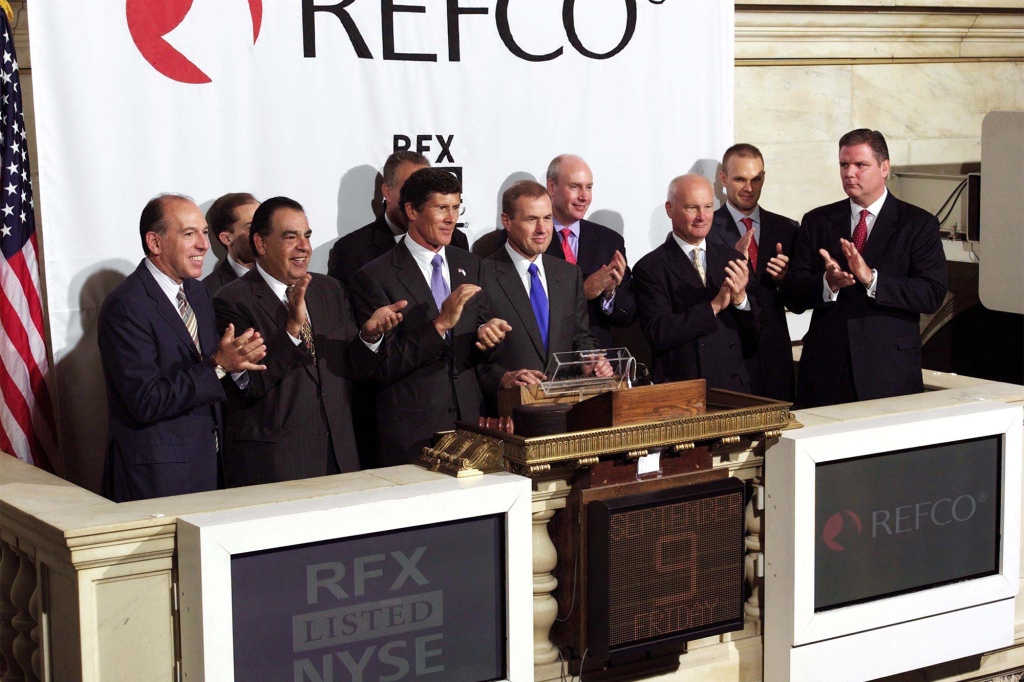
[126,0,263,84]
[822,492,992,552]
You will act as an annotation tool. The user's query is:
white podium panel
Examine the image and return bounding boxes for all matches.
[765,403,1022,682]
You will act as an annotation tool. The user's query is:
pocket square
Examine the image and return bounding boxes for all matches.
[457,268,467,276]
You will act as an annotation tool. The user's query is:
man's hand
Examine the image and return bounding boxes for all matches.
[499,369,547,389]
[581,352,615,378]
[285,274,312,338]
[362,300,407,342]
[723,258,749,306]
[476,318,511,350]
[213,324,267,372]
[820,248,856,293]
[710,283,732,315]
[734,229,755,262]
[583,257,624,301]
[765,242,789,282]
[839,238,873,286]
[434,284,480,336]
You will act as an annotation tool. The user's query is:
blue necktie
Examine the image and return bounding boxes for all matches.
[528,262,549,352]
[430,254,449,311]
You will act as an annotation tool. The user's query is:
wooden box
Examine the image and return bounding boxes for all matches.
[566,379,706,431]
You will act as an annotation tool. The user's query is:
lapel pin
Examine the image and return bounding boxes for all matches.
[458,268,467,276]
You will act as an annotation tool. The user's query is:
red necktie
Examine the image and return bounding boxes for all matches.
[560,228,577,265]
[740,217,758,271]
[852,209,870,252]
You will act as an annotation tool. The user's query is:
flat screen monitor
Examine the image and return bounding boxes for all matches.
[815,435,1001,611]
[177,470,532,682]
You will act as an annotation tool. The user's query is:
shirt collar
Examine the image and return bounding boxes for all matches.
[552,218,581,239]
[504,242,544,278]
[670,232,706,256]
[383,211,405,237]
[144,257,185,304]
[404,234,447,271]
[851,188,888,219]
[226,252,251,278]
[255,262,292,303]
[725,202,761,228]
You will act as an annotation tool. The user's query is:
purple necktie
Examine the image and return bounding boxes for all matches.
[430,254,449,311]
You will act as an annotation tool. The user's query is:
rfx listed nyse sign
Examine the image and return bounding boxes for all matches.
[294,548,444,682]
[302,0,666,62]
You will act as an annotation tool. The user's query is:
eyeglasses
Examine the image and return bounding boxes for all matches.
[427,203,466,218]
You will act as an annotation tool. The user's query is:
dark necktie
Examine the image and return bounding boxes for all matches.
[176,286,200,352]
[528,262,549,352]
[740,217,758,272]
[430,254,450,311]
[852,209,870,252]
[560,228,577,265]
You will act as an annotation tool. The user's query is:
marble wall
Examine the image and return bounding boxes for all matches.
[734,2,1024,223]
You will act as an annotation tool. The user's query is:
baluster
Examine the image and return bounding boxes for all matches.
[533,508,559,665]
[0,538,22,682]
[9,545,37,682]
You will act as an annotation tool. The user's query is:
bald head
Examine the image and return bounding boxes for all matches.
[665,174,715,245]
[546,154,593,225]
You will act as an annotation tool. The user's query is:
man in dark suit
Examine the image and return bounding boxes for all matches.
[786,129,948,408]
[99,194,267,502]
[327,151,470,290]
[214,197,406,486]
[544,154,636,349]
[351,169,510,466]
[709,144,798,401]
[479,181,604,402]
[633,174,760,391]
[202,193,258,294]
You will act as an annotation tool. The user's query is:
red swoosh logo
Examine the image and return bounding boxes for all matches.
[126,0,262,84]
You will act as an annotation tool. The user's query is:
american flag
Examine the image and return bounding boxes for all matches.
[0,3,56,471]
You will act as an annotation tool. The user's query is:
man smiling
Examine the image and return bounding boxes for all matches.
[214,196,406,485]
[351,168,509,466]
[785,129,948,407]
[99,194,267,501]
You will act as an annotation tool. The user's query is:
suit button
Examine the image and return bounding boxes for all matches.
[319,429,327,436]
[729,342,736,348]
[448,407,457,415]
[452,371,460,380]
[699,343,705,350]
[321,390,327,397]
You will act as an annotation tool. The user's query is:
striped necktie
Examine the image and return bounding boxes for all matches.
[176,286,200,351]
[691,248,706,285]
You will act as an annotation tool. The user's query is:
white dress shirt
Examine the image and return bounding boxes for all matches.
[504,242,548,298]
[823,188,886,302]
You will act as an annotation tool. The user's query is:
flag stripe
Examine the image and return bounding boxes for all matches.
[0,330,39,463]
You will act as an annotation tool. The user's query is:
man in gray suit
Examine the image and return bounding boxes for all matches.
[214,197,405,486]
[479,181,604,406]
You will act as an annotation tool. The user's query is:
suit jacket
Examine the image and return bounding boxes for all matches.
[545,219,636,349]
[709,205,798,401]
[327,213,470,290]
[785,193,948,408]
[202,257,239,296]
[478,249,598,403]
[351,242,494,466]
[213,270,384,486]
[632,234,761,392]
[98,260,225,502]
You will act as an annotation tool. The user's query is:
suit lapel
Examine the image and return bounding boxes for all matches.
[371,214,397,259]
[576,221,601,272]
[494,253,546,361]
[392,242,439,315]
[139,262,201,358]
[860,194,897,265]
[542,255,573,364]
[664,235,705,290]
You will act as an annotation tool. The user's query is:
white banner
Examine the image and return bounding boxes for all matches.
[29,0,733,487]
